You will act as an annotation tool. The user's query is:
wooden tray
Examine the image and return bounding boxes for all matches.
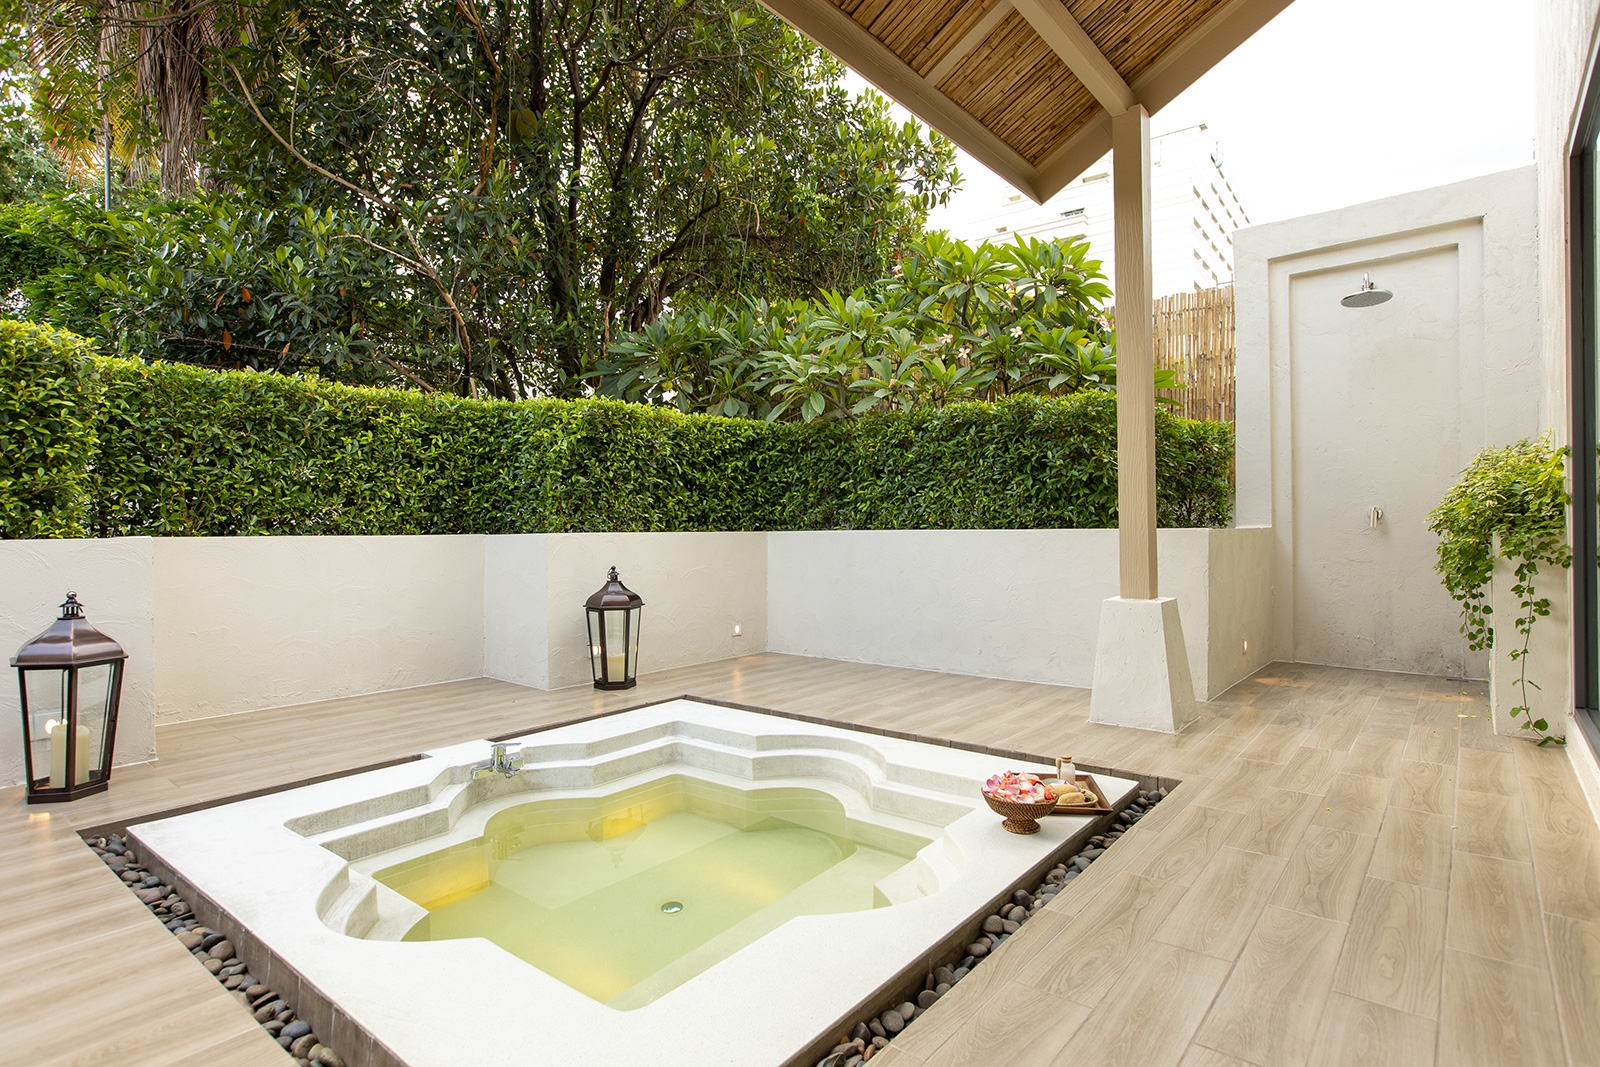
[1047,773,1113,815]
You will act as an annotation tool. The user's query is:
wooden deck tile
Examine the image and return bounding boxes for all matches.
[1130,804,1244,884]
[1544,912,1600,1067]
[1403,720,1460,765]
[0,656,1594,1067]
[917,980,1089,1067]
[1154,846,1288,960]
[1227,787,1321,858]
[1389,758,1455,815]
[1457,747,1518,793]
[1271,745,1344,794]
[1312,773,1392,836]
[1343,735,1406,779]
[1304,992,1437,1067]
[1369,807,1454,890]
[1015,872,1188,1006]
[1454,787,1531,861]
[1270,824,1376,923]
[1528,828,1600,924]
[1192,905,1347,1066]
[1054,941,1232,1067]
[1331,877,1447,1018]
[1437,949,1564,1067]
[1445,852,1546,966]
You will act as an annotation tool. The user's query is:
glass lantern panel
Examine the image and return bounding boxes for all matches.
[74,663,115,783]
[603,609,628,682]
[587,611,604,682]
[627,607,642,679]
[21,669,67,787]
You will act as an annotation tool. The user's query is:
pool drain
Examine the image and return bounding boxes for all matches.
[660,901,683,914]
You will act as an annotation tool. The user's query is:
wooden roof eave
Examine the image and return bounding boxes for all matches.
[767,0,1047,201]
[762,0,1296,204]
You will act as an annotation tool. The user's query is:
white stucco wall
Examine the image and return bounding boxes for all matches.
[0,525,1268,787]
[766,527,1271,700]
[483,535,551,690]
[1207,525,1275,692]
[0,538,157,788]
[540,533,767,690]
[153,536,486,723]
[1235,167,1542,678]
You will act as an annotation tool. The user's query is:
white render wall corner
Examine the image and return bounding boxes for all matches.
[483,534,551,690]
[765,527,1270,701]
[0,537,156,788]
[153,536,486,723]
[541,532,767,690]
[1233,167,1541,678]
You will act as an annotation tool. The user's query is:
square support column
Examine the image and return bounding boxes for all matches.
[1092,105,1198,732]
[1112,104,1157,600]
[1090,597,1198,732]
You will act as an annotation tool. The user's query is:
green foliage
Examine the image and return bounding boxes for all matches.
[1428,437,1572,745]
[0,329,1234,536]
[6,193,418,384]
[0,318,99,537]
[595,232,1184,422]
[0,3,67,205]
[15,0,957,395]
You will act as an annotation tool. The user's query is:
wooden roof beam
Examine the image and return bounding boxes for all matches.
[1009,0,1135,115]
[924,0,1015,89]
[1027,0,1295,202]
[762,0,1044,200]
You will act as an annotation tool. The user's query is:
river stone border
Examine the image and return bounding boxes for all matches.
[88,833,346,1067]
[811,785,1169,1067]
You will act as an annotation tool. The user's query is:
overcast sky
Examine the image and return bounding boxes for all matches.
[899,0,1537,231]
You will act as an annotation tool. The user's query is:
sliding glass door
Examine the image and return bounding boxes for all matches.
[1572,70,1600,748]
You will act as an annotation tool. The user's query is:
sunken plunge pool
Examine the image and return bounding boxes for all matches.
[128,699,1139,1067]
[379,775,932,1009]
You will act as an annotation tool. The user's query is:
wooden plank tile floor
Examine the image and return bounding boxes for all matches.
[3,655,1596,1067]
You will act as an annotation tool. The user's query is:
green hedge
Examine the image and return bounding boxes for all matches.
[1,321,101,538]
[0,321,1234,537]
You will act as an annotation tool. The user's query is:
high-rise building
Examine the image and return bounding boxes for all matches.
[933,125,1250,299]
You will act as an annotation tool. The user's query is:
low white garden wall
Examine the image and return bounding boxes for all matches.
[767,527,1272,699]
[483,532,768,691]
[0,528,1268,788]
[153,536,485,723]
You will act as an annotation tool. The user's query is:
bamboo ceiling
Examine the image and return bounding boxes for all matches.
[763,0,1295,202]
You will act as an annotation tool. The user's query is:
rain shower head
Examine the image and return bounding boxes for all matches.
[1341,273,1393,308]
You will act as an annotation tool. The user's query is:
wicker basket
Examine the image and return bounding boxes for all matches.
[982,792,1060,835]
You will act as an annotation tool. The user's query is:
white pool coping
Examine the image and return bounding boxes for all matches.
[129,699,1136,1067]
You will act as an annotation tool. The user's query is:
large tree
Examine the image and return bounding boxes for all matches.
[18,0,958,396]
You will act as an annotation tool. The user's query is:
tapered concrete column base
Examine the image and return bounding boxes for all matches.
[1090,597,1199,733]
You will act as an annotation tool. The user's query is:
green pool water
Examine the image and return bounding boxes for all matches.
[375,775,929,1009]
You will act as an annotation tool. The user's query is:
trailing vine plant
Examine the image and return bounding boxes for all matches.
[1428,437,1572,745]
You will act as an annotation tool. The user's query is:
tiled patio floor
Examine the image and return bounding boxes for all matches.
[3,655,1597,1066]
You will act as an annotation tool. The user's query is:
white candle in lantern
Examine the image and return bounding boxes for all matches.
[47,718,92,789]
[606,653,627,680]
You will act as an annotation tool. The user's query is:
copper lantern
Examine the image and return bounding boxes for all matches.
[12,592,127,803]
[585,567,644,690]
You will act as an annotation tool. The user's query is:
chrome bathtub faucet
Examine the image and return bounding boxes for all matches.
[471,742,524,779]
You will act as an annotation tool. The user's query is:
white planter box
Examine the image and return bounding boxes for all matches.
[1488,553,1569,741]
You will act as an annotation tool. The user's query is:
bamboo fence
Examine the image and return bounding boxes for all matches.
[1137,286,1236,423]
